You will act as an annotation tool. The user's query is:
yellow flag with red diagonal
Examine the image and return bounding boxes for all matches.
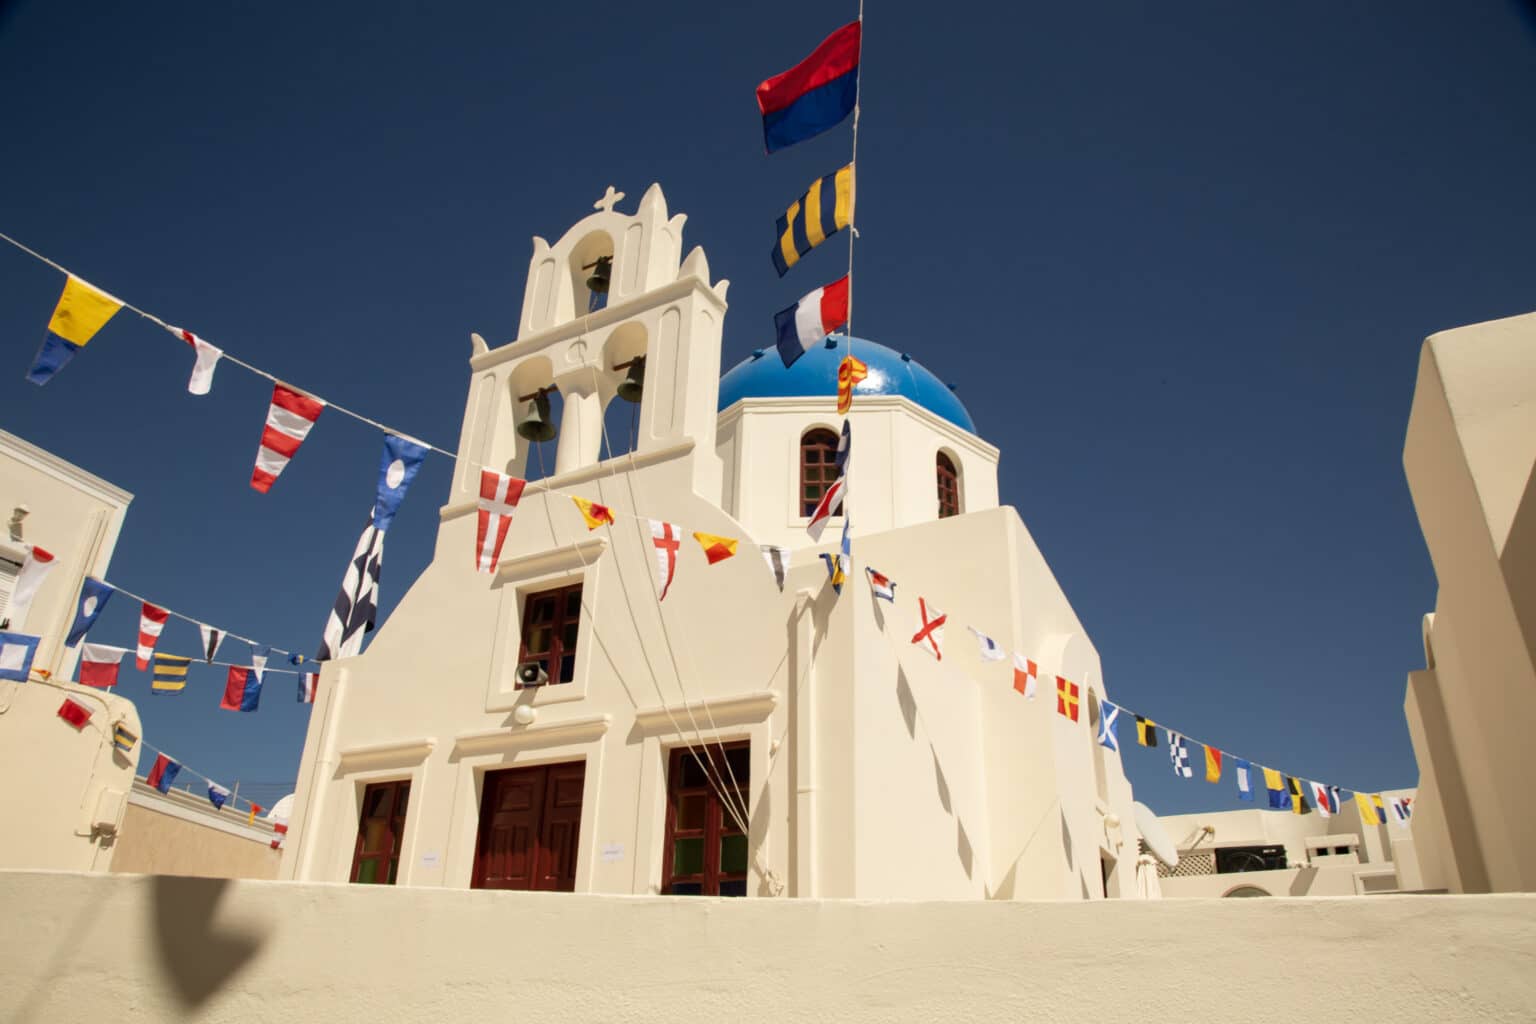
[837,354,868,414]
[693,531,738,565]
[571,495,615,530]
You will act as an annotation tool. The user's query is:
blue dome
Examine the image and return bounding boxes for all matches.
[717,336,976,433]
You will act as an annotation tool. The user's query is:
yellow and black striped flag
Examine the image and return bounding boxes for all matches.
[151,652,191,694]
[771,164,855,277]
[1135,715,1158,748]
[1287,776,1311,815]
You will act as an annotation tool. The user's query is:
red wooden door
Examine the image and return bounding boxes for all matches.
[473,761,585,891]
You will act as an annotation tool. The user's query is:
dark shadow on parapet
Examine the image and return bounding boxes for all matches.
[1288,866,1318,897]
[896,669,917,738]
[931,744,953,815]
[8,897,101,1022]
[150,875,267,1011]
[1060,810,1074,872]
[956,820,974,879]
[1499,454,1536,665]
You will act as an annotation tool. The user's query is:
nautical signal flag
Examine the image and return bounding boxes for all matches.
[771,164,855,277]
[208,783,230,811]
[1135,716,1158,748]
[1263,768,1290,811]
[806,419,850,542]
[26,275,122,385]
[151,653,192,694]
[372,434,429,533]
[298,672,318,704]
[136,602,170,670]
[1012,654,1038,700]
[1355,792,1388,827]
[57,698,92,730]
[648,520,682,601]
[5,545,55,630]
[1204,745,1223,783]
[762,545,790,592]
[694,532,739,565]
[247,804,263,826]
[317,520,383,663]
[866,566,896,602]
[78,643,130,688]
[571,496,616,531]
[167,325,224,395]
[1097,700,1121,752]
[66,577,114,647]
[0,631,41,681]
[967,627,1006,663]
[146,753,181,794]
[1056,678,1080,722]
[756,20,860,153]
[1169,731,1192,777]
[820,520,851,595]
[911,598,946,659]
[112,721,137,754]
[1390,796,1413,825]
[1311,781,1340,818]
[774,276,849,368]
[475,470,526,574]
[1286,777,1311,815]
[221,666,262,712]
[836,355,868,415]
[1234,758,1255,802]
[199,624,224,663]
[251,383,326,493]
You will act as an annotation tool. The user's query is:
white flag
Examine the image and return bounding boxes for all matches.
[169,326,223,395]
[3,546,55,630]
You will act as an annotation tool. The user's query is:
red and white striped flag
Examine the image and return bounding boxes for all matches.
[3,545,55,630]
[475,470,526,573]
[648,519,682,600]
[251,383,325,493]
[136,602,170,670]
[167,325,223,395]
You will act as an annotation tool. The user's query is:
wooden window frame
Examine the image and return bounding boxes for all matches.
[799,428,841,518]
[349,778,411,885]
[661,742,750,897]
[517,582,583,686]
[936,451,961,519]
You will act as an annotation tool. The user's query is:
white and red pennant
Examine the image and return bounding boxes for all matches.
[475,470,526,573]
[252,383,325,493]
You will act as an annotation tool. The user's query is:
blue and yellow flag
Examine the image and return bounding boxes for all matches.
[771,164,855,277]
[27,276,122,385]
[151,652,191,694]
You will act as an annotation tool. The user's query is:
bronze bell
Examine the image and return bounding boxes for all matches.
[585,256,612,294]
[616,357,645,403]
[516,391,557,442]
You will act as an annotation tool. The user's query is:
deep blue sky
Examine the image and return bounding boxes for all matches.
[1,1,1532,817]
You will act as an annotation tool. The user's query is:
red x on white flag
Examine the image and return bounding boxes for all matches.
[911,597,946,660]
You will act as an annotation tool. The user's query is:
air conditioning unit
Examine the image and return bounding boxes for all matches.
[516,661,548,687]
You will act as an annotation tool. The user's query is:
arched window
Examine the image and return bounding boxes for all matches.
[800,428,841,517]
[936,452,961,518]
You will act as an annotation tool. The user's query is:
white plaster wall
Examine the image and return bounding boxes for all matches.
[0,430,132,681]
[2,872,1532,1023]
[0,676,140,872]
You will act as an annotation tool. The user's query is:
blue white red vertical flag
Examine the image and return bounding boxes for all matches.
[806,420,850,542]
[1234,758,1255,802]
[865,566,896,602]
[207,782,230,811]
[756,20,861,153]
[0,631,40,681]
[1097,700,1121,752]
[66,577,114,647]
[373,435,429,532]
[166,326,223,395]
[1169,731,1193,778]
[251,383,326,493]
[220,666,262,712]
[146,753,180,794]
[1012,654,1038,699]
[967,627,1006,662]
[475,470,526,574]
[648,520,682,601]
[3,546,55,630]
[774,277,849,368]
[298,671,318,704]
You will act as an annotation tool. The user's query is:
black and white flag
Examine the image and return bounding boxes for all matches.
[198,624,224,663]
[316,520,383,662]
[762,545,790,592]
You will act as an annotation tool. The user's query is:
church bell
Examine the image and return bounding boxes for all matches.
[584,256,612,294]
[616,356,645,403]
[516,391,557,442]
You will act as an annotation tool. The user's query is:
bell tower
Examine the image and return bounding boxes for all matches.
[450,184,730,504]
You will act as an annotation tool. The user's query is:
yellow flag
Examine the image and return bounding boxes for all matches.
[1204,745,1222,783]
[693,532,738,565]
[570,496,615,530]
[836,355,868,415]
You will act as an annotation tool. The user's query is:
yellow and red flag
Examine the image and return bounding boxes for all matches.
[571,496,615,530]
[693,532,739,565]
[1055,677,1080,722]
[1204,745,1223,783]
[836,354,868,414]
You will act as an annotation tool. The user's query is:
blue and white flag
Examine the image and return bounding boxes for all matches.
[65,577,114,647]
[250,644,270,683]
[298,671,318,704]
[1169,731,1193,778]
[0,631,40,681]
[806,420,850,542]
[967,627,1006,663]
[865,566,896,602]
[373,434,428,533]
[1234,758,1255,802]
[208,783,230,811]
[1097,700,1121,752]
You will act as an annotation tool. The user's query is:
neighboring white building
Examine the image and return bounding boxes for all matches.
[282,185,1146,899]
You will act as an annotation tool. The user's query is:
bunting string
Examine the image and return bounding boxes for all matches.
[96,577,300,663]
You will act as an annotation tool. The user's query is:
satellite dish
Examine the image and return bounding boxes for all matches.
[1134,801,1179,869]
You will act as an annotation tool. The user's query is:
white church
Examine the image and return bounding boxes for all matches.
[281,185,1145,899]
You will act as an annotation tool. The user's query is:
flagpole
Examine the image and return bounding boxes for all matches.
[844,0,864,339]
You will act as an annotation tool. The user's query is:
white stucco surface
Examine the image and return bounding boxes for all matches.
[1,871,1532,1022]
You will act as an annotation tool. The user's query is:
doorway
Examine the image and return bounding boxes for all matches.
[472,761,586,891]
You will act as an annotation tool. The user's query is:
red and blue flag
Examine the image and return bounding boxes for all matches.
[756,21,861,154]
[220,666,262,712]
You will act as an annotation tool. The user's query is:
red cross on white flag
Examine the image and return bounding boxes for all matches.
[911,597,946,660]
